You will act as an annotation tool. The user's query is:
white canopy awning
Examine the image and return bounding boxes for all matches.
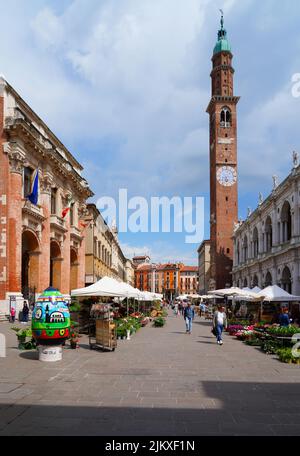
[209,287,246,297]
[177,295,189,301]
[257,285,300,302]
[210,287,262,301]
[71,277,139,298]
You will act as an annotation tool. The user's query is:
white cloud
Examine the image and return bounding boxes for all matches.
[120,239,198,265]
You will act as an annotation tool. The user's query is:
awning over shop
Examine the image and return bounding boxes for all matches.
[257,285,300,302]
[71,277,137,298]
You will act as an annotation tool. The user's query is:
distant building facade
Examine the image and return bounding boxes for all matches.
[132,255,150,267]
[198,240,211,294]
[0,77,92,310]
[134,259,198,298]
[232,163,300,295]
[180,266,199,295]
[84,204,134,285]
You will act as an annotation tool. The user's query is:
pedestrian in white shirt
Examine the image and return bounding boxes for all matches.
[212,305,228,345]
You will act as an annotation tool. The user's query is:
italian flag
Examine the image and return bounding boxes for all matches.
[62,198,73,219]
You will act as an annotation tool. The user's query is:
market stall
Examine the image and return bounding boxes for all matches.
[256,285,300,323]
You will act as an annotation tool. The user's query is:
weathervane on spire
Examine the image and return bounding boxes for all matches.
[219,9,224,29]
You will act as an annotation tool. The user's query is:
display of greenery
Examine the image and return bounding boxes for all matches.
[267,325,300,337]
[11,327,36,350]
[244,338,262,347]
[260,338,282,355]
[153,317,166,327]
[228,319,251,327]
[69,301,81,313]
[277,348,300,364]
[115,317,142,338]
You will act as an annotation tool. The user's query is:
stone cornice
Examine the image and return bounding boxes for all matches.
[5,116,93,199]
[206,96,240,114]
[22,200,46,223]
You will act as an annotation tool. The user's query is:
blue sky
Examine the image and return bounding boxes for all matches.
[1,0,300,264]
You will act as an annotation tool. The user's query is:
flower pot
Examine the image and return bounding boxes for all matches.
[126,330,131,340]
[70,341,78,349]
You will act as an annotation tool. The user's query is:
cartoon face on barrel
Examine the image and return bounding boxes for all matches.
[32,288,70,345]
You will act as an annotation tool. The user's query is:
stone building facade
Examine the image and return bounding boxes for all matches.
[179,266,199,295]
[232,161,300,295]
[198,240,211,294]
[84,204,134,285]
[0,77,93,311]
[135,261,198,298]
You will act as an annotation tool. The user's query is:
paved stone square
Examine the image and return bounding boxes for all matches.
[0,312,300,436]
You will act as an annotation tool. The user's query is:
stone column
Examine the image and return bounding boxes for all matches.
[39,173,52,292]
[7,149,25,294]
[60,193,71,295]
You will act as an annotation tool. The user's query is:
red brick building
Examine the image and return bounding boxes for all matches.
[207,15,239,289]
[0,77,93,311]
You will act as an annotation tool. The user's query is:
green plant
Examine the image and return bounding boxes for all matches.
[244,338,262,347]
[260,338,281,355]
[11,327,32,338]
[11,327,36,350]
[277,348,300,364]
[153,317,166,327]
[69,301,81,313]
[267,325,300,337]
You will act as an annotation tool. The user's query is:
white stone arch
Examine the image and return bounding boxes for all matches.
[280,200,292,242]
[252,227,259,258]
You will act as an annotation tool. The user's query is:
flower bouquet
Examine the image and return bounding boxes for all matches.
[228,325,245,336]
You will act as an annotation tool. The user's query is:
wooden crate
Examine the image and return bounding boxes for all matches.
[96,320,116,347]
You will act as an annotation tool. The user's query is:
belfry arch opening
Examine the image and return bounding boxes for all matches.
[220,107,231,128]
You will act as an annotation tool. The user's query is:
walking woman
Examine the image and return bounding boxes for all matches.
[213,305,228,345]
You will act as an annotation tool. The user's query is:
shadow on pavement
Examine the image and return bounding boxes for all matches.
[1,381,300,436]
[19,351,39,361]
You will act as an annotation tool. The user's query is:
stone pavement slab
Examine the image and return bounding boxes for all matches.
[0,311,300,435]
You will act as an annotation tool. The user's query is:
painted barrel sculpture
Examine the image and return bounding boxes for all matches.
[32,287,70,346]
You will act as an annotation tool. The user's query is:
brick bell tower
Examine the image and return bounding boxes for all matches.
[206,13,239,290]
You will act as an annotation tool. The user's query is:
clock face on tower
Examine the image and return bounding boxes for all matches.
[217,166,237,187]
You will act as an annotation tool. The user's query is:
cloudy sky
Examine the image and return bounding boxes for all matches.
[1,0,300,264]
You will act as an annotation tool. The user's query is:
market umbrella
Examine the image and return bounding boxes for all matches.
[257,285,300,302]
[71,276,127,298]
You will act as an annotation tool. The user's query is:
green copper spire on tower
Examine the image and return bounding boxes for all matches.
[213,10,231,55]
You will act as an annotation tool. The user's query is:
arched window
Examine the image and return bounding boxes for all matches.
[265,271,272,287]
[281,201,292,242]
[220,107,231,128]
[236,241,240,265]
[282,266,292,294]
[253,275,259,288]
[265,217,273,252]
[253,228,259,258]
[243,236,248,262]
[243,278,248,288]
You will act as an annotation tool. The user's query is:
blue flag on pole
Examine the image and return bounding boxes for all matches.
[27,169,39,205]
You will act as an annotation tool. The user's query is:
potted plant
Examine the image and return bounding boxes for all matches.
[69,320,80,349]
[69,329,79,349]
[153,316,166,327]
[11,327,35,350]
